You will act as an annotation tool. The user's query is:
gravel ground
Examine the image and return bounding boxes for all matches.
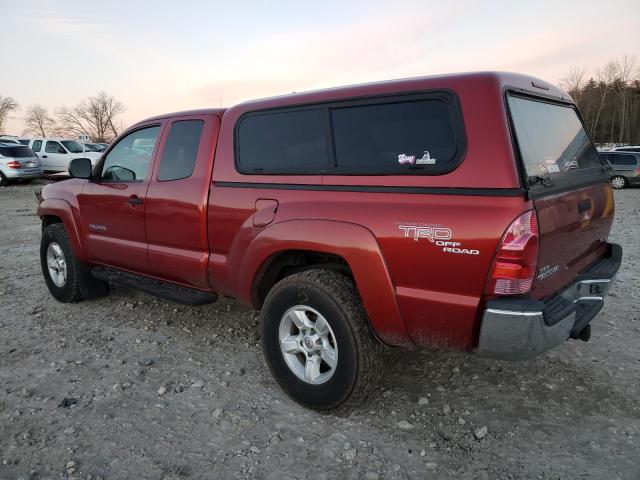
[0,181,639,480]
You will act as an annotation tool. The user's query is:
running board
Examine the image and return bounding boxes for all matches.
[91,267,218,306]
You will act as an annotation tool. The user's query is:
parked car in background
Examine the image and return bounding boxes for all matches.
[82,142,107,153]
[0,136,22,145]
[599,151,640,189]
[28,138,102,173]
[0,143,42,186]
[612,146,640,153]
[18,138,31,145]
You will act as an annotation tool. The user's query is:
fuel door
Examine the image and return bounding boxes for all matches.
[253,199,279,227]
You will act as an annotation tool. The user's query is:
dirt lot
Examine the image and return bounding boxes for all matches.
[0,181,638,480]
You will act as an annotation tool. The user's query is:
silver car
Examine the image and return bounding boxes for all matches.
[599,151,640,189]
[0,143,43,186]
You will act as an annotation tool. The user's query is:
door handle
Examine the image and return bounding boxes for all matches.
[42,155,48,158]
[127,196,143,206]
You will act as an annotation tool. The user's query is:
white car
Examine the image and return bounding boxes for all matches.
[0,136,22,145]
[28,138,102,173]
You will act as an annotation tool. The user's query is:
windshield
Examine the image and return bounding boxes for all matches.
[61,140,85,153]
[508,95,605,187]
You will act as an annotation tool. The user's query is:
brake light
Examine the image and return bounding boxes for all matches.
[6,160,21,169]
[486,210,539,295]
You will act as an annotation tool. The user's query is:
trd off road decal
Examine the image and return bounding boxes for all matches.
[398,224,479,255]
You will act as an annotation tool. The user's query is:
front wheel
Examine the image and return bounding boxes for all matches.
[261,269,384,410]
[611,176,627,189]
[40,223,109,302]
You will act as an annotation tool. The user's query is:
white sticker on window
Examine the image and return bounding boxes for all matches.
[415,151,436,165]
[398,154,416,165]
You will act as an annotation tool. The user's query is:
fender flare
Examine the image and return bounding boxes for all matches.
[37,198,88,262]
[238,219,412,347]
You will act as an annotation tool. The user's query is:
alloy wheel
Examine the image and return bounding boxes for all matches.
[278,305,338,385]
[46,242,67,287]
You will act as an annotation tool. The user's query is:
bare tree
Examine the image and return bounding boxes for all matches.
[0,95,19,134]
[592,61,617,135]
[23,105,56,137]
[565,56,640,145]
[612,55,636,143]
[562,67,586,102]
[57,92,126,142]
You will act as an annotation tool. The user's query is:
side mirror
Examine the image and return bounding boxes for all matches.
[69,158,93,179]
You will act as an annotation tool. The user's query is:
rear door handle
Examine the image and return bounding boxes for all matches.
[41,155,47,158]
[127,196,143,206]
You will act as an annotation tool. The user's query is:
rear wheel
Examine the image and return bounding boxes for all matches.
[611,176,627,189]
[261,269,384,410]
[40,223,109,302]
[0,172,8,187]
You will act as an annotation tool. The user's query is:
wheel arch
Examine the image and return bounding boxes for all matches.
[38,198,88,262]
[239,219,412,347]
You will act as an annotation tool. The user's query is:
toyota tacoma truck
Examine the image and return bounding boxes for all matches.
[36,72,622,409]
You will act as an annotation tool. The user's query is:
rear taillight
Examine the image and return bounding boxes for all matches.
[6,160,21,169]
[486,210,539,296]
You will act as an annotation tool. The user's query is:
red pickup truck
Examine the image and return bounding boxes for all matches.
[36,72,621,409]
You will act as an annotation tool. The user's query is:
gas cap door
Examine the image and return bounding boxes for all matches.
[253,199,279,227]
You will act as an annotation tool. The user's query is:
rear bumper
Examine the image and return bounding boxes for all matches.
[2,168,43,180]
[477,243,622,360]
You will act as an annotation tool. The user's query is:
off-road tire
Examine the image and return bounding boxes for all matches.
[40,223,109,302]
[261,269,384,410]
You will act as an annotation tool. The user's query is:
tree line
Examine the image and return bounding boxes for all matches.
[563,55,640,146]
[0,92,125,143]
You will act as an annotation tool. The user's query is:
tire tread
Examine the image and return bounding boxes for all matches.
[41,223,82,302]
[263,269,384,409]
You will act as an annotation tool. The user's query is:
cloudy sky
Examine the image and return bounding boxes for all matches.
[2,0,639,135]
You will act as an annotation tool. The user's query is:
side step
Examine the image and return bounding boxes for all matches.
[92,266,218,306]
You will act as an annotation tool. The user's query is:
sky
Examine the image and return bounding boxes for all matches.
[1,0,639,135]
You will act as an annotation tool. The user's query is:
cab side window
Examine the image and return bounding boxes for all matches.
[32,140,42,152]
[101,126,160,182]
[45,141,65,154]
[157,120,204,181]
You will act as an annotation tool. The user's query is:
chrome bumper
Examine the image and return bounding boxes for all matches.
[477,243,622,360]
